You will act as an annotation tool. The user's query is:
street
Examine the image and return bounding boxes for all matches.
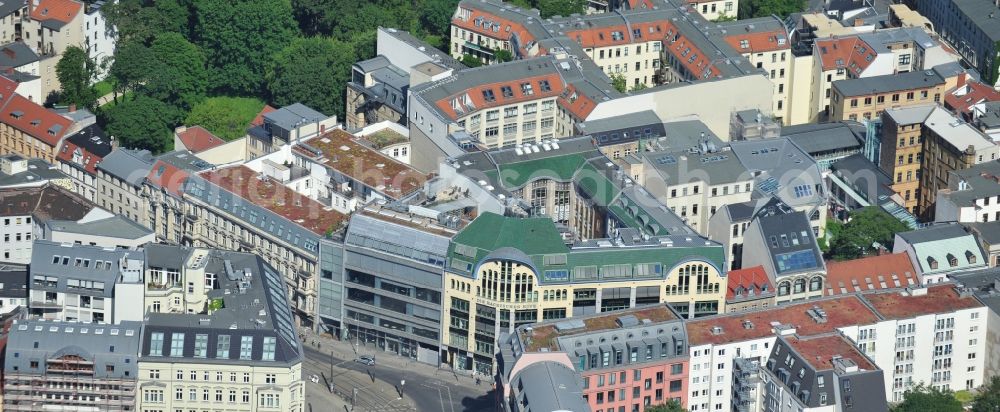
[301,335,495,412]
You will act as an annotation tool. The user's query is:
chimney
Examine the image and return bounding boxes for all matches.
[854,18,864,27]
[68,104,76,113]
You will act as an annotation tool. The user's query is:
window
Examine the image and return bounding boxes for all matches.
[240,336,253,360]
[194,334,208,358]
[150,333,164,356]
[265,373,277,384]
[217,335,230,358]
[262,337,276,361]
[170,333,184,357]
[500,86,513,98]
[521,82,533,95]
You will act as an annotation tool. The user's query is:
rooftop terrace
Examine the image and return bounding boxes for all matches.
[296,129,426,199]
[523,305,678,352]
[862,284,982,320]
[785,334,877,371]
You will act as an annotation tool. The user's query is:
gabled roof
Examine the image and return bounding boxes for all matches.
[0,42,39,69]
[825,253,918,296]
[251,105,276,127]
[30,0,82,26]
[726,265,773,302]
[56,124,110,174]
[815,36,877,74]
[176,126,224,153]
[96,149,154,187]
[946,80,1000,118]
[0,95,71,147]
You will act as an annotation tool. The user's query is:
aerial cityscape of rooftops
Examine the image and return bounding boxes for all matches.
[10,0,1000,411]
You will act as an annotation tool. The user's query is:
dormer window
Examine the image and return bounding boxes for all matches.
[967,250,977,265]
[947,253,958,267]
[927,256,938,270]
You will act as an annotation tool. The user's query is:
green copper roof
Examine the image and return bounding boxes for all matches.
[498,154,587,188]
[452,212,568,257]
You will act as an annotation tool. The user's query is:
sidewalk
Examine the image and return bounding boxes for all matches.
[299,327,486,392]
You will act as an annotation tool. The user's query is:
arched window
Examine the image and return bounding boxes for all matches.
[809,276,823,292]
[793,279,806,294]
[778,281,790,296]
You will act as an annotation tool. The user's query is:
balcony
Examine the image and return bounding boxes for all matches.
[146,281,182,291]
[30,299,61,309]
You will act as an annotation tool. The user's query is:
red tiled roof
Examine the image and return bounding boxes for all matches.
[293,129,427,199]
[199,166,348,236]
[726,265,773,301]
[0,95,71,147]
[663,22,723,80]
[825,253,918,296]
[452,8,537,57]
[687,295,880,346]
[945,81,1000,118]
[862,284,983,320]
[146,160,189,197]
[785,334,877,371]
[176,126,225,153]
[433,70,598,121]
[724,29,790,54]
[0,75,17,103]
[815,36,877,75]
[56,139,100,174]
[251,105,276,127]
[31,0,82,24]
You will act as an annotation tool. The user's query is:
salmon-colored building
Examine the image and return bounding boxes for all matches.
[497,305,690,412]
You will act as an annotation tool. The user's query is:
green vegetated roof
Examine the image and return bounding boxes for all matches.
[498,153,587,188]
[574,161,619,207]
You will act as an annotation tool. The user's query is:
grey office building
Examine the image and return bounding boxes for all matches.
[341,205,454,364]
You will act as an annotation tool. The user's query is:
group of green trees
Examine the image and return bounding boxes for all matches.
[893,377,1000,412]
[55,0,461,153]
[738,0,807,19]
[826,207,910,260]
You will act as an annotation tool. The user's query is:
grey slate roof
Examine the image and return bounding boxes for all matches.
[0,158,69,187]
[263,103,327,130]
[140,246,302,367]
[345,213,451,270]
[832,68,944,97]
[5,320,142,379]
[829,153,894,202]
[64,124,112,158]
[509,361,590,412]
[755,208,825,276]
[948,0,1000,42]
[378,27,465,71]
[0,263,27,299]
[730,137,825,208]
[962,221,1000,245]
[950,266,1000,316]
[0,42,39,69]
[46,215,153,240]
[896,222,972,245]
[781,122,863,156]
[96,149,154,187]
[943,160,1000,206]
[643,147,750,186]
[29,240,137,298]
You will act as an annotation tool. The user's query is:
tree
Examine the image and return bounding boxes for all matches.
[610,73,627,93]
[55,46,98,110]
[829,207,909,260]
[193,0,296,95]
[538,0,585,18]
[461,54,484,68]
[108,40,153,100]
[494,49,514,63]
[103,95,184,153]
[646,399,687,412]
[422,0,459,37]
[739,0,806,19]
[630,82,648,92]
[971,376,1000,411]
[265,37,354,118]
[185,97,265,140]
[103,0,191,44]
[144,33,207,111]
[892,384,962,412]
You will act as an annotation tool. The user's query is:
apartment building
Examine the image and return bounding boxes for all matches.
[135,247,304,412]
[0,43,41,104]
[936,159,1000,223]
[713,17,794,124]
[340,205,456,362]
[824,253,919,296]
[83,1,115,79]
[95,148,154,225]
[56,123,112,202]
[741,207,826,304]
[0,184,95,264]
[28,240,144,323]
[880,104,999,219]
[444,212,726,375]
[893,223,986,285]
[245,103,337,160]
[962,221,1000,268]
[730,138,828,238]
[759,333,887,412]
[830,68,951,122]
[499,305,690,412]
[689,0,737,21]
[909,0,1000,86]
[685,295,881,412]
[26,0,86,97]
[2,320,142,412]
[635,145,754,235]
[495,335,589,412]
[0,264,27,314]
[725,266,774,313]
[0,93,72,164]
[707,197,778,270]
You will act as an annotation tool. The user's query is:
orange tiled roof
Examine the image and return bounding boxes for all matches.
[199,165,348,236]
[56,140,99,174]
[1,95,71,147]
[146,160,189,197]
[176,126,225,153]
[452,8,537,57]
[724,29,790,54]
[815,36,877,75]
[31,0,82,24]
[945,81,1000,117]
[726,265,773,301]
[686,295,880,346]
[785,334,877,371]
[251,105,276,127]
[863,283,982,320]
[825,253,918,296]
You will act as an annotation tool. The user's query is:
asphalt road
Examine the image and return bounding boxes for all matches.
[303,344,496,412]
